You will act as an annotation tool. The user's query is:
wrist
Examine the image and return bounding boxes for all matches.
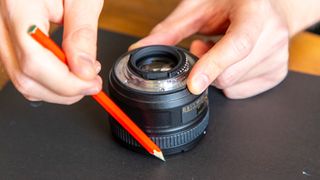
[272,0,320,36]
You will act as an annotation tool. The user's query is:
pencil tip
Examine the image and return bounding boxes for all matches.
[153,150,166,162]
[28,25,37,34]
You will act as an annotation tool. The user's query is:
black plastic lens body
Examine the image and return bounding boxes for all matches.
[108,45,209,155]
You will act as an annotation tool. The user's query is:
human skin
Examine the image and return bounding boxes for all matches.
[130,0,320,99]
[0,0,319,104]
[0,0,103,104]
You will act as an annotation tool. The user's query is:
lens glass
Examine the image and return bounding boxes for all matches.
[114,46,196,92]
[137,54,178,72]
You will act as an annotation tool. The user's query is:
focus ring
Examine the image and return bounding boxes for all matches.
[110,111,209,150]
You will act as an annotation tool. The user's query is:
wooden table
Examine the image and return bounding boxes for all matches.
[0,0,319,90]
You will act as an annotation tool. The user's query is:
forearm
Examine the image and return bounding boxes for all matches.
[276,0,320,36]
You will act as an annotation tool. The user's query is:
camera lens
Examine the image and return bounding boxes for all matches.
[108,45,209,155]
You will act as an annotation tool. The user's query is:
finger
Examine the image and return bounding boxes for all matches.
[2,1,101,97]
[0,12,84,104]
[11,73,83,104]
[0,0,62,73]
[94,60,102,74]
[222,65,288,99]
[129,0,214,50]
[214,42,288,89]
[190,40,215,58]
[187,5,264,95]
[237,55,288,87]
[62,0,104,80]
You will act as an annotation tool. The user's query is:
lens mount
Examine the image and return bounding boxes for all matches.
[113,45,193,93]
[128,46,186,80]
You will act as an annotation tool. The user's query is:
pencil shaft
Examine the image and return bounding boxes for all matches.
[28,25,163,159]
[92,91,160,153]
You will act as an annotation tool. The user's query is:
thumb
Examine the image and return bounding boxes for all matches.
[62,0,103,80]
[129,0,209,50]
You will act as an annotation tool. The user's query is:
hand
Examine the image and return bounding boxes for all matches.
[130,0,319,99]
[0,0,103,104]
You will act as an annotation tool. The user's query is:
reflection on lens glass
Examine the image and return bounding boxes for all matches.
[138,55,177,72]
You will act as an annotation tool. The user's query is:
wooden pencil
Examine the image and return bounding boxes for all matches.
[28,25,165,161]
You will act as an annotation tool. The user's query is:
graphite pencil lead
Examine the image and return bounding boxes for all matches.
[28,25,37,34]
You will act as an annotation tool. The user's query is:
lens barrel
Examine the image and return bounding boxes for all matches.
[108,45,209,155]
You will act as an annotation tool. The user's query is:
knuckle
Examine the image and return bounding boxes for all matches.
[268,66,288,84]
[62,27,97,54]
[19,55,39,77]
[55,81,86,97]
[223,85,255,99]
[13,74,35,96]
[215,71,238,89]
[268,19,289,45]
[55,84,81,97]
[230,32,254,59]
[65,27,96,43]
[275,29,289,49]
[60,90,80,97]
[279,67,288,80]
[273,38,288,56]
[23,94,39,102]
[223,88,245,99]
[56,80,88,97]
[209,59,224,76]
[151,23,166,33]
[223,66,288,100]
[222,88,236,99]
[64,96,83,105]
[55,72,93,97]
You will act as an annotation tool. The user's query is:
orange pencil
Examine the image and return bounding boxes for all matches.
[28,25,165,161]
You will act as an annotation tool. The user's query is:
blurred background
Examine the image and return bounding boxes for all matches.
[0,0,319,90]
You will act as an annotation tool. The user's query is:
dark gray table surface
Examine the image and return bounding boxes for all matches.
[0,29,319,180]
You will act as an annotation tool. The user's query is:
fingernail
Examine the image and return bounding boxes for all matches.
[190,73,209,94]
[95,61,101,74]
[83,86,100,95]
[128,42,141,50]
[82,77,102,95]
[96,76,103,86]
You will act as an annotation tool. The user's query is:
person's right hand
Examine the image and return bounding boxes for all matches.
[130,0,320,99]
[0,0,103,104]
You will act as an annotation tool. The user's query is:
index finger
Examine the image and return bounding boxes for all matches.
[187,3,264,94]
